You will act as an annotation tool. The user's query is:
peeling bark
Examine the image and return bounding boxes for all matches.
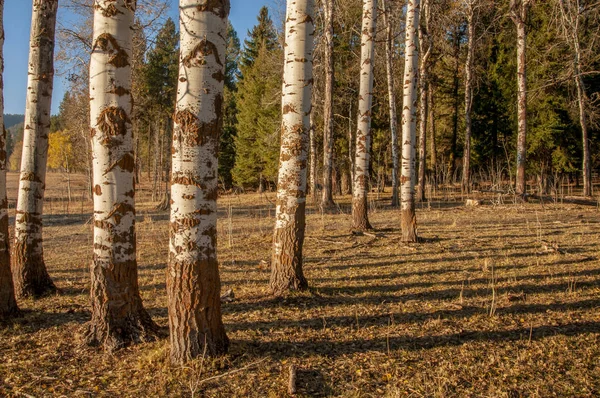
[12,0,58,298]
[351,0,377,231]
[0,0,18,319]
[167,0,230,364]
[321,0,336,209]
[86,0,158,351]
[270,0,314,296]
[400,0,420,242]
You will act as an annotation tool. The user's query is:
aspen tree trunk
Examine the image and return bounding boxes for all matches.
[462,2,475,194]
[0,0,18,318]
[575,58,591,197]
[427,84,438,187]
[352,0,377,231]
[400,0,420,242]
[321,0,336,209]
[167,0,230,363]
[450,28,461,172]
[417,89,428,201]
[429,83,437,183]
[382,0,399,207]
[558,0,591,197]
[348,102,354,195]
[511,0,529,196]
[270,0,314,296]
[86,0,158,351]
[417,0,431,202]
[309,113,318,203]
[152,121,159,201]
[12,0,58,298]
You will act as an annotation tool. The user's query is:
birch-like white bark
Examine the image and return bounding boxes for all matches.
[309,113,317,203]
[462,1,475,193]
[12,0,58,298]
[0,0,18,318]
[382,0,399,207]
[511,0,529,196]
[417,0,431,202]
[270,0,315,296]
[86,0,157,350]
[351,0,377,231]
[167,0,230,363]
[321,0,335,208]
[558,0,591,197]
[400,0,420,242]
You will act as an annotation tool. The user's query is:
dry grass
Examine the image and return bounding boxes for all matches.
[1,173,600,397]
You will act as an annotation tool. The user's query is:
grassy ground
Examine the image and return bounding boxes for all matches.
[1,173,600,397]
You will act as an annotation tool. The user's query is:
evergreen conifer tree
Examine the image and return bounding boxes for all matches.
[232,7,282,189]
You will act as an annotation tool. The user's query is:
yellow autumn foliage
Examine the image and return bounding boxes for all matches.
[48,130,75,171]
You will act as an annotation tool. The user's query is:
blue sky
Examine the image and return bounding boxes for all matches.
[4,0,273,115]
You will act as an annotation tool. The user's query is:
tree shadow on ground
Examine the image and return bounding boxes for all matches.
[0,306,90,333]
[221,272,600,314]
[225,298,600,333]
[232,320,600,361]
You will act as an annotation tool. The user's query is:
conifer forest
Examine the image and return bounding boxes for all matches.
[2,0,600,396]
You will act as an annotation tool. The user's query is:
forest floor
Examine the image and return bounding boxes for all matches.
[1,172,600,397]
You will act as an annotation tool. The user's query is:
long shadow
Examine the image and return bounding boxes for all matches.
[313,265,600,286]
[1,307,90,333]
[226,298,600,333]
[318,250,541,272]
[222,277,600,314]
[232,321,600,361]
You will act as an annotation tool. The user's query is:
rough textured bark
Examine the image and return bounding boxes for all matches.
[417,0,431,202]
[382,0,399,207]
[167,0,230,364]
[511,0,529,196]
[462,2,475,194]
[0,0,18,318]
[400,0,420,242]
[321,0,335,209]
[558,0,591,197]
[12,0,58,298]
[348,102,354,195]
[270,0,314,296]
[86,0,158,351]
[429,83,437,182]
[450,27,461,171]
[309,113,317,203]
[352,0,377,231]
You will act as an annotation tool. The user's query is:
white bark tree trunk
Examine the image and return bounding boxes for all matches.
[351,0,377,231]
[429,83,437,183]
[270,0,315,296]
[400,0,420,242]
[309,113,318,203]
[511,0,529,197]
[558,0,592,197]
[12,0,58,298]
[382,0,399,207]
[86,0,158,351]
[321,0,336,209]
[462,1,475,194]
[167,0,230,364]
[417,0,431,202]
[0,0,18,318]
